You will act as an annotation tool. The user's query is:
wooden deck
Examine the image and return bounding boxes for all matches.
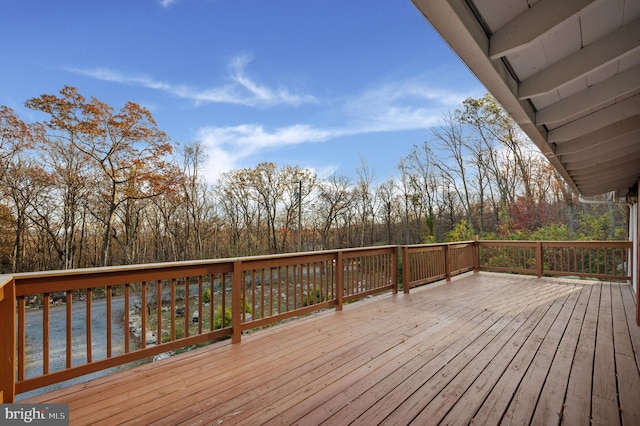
[23,272,640,425]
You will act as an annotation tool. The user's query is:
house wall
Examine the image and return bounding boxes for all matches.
[631,202,638,294]
[634,196,640,325]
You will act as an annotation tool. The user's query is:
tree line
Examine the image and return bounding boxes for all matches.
[0,87,627,273]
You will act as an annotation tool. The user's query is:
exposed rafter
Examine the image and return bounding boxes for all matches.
[536,65,640,125]
[518,19,640,99]
[548,96,640,142]
[574,171,640,190]
[560,137,639,165]
[565,152,640,176]
[413,0,640,198]
[489,0,599,59]
[554,117,640,156]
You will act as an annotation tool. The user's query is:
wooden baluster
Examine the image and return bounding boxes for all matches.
[170,279,176,341]
[197,276,202,334]
[232,261,242,343]
[336,252,344,311]
[313,262,319,304]
[536,242,543,278]
[270,268,274,315]
[86,288,92,363]
[43,293,49,374]
[299,264,304,308]
[124,284,130,353]
[288,265,293,312]
[141,283,147,348]
[107,286,112,357]
[241,271,247,322]
[184,277,190,338]
[392,248,398,293]
[210,274,215,330]
[444,245,450,282]
[18,296,26,381]
[156,281,162,345]
[278,267,283,315]
[250,270,256,321]
[66,291,72,368]
[260,268,265,319]
[306,262,312,301]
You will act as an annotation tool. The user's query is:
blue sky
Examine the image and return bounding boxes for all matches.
[1,0,485,183]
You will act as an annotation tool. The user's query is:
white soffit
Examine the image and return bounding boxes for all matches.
[412,0,640,198]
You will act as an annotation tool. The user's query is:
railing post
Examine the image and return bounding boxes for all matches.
[402,246,410,294]
[0,277,16,403]
[232,260,242,343]
[335,251,344,311]
[444,244,451,282]
[392,246,398,294]
[473,236,480,273]
[536,241,543,278]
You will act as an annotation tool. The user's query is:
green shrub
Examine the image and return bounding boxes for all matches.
[214,307,232,329]
[303,288,327,306]
[202,288,211,304]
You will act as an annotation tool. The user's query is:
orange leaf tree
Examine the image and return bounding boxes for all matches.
[26,86,176,266]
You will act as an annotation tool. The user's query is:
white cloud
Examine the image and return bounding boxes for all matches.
[343,77,470,131]
[159,0,179,8]
[69,61,477,181]
[67,55,317,107]
[195,79,475,181]
[227,54,317,107]
[197,123,339,179]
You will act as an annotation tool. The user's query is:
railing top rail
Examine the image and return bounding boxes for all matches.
[538,240,632,247]
[0,274,12,290]
[11,258,234,281]
[478,240,632,247]
[404,241,476,249]
[12,245,400,279]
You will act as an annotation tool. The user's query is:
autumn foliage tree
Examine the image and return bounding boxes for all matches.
[0,107,42,271]
[25,86,175,266]
[0,90,629,273]
[0,106,38,180]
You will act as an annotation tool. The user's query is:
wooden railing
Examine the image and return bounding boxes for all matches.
[1,246,397,401]
[1,274,16,403]
[401,242,477,291]
[478,241,632,281]
[0,240,632,402]
[400,240,631,290]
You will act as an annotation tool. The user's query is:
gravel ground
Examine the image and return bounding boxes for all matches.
[17,296,132,400]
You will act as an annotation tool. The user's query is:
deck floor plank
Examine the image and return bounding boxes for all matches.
[292,279,549,426]
[20,273,640,426]
[555,280,602,425]
[439,282,586,425]
[80,303,417,424]
[324,277,567,425]
[499,282,583,425]
[591,282,621,426]
[432,282,583,426]
[468,283,580,425]
[611,283,640,425]
[101,283,484,425]
[198,277,525,425]
[142,284,488,425]
[404,282,580,424]
[529,282,592,425]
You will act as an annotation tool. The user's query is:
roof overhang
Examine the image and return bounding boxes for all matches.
[412,0,640,199]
